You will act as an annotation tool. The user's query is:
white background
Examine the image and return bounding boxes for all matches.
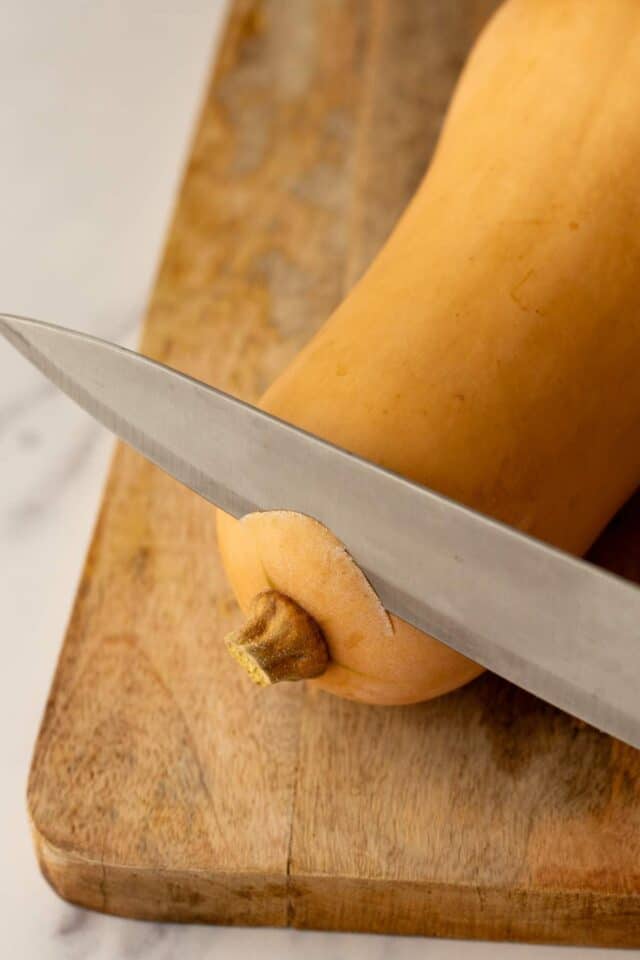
[0,1,631,956]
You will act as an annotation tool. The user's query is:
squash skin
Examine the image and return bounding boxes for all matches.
[217,510,483,704]
[217,0,640,704]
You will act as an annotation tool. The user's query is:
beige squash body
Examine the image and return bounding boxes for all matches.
[217,0,640,704]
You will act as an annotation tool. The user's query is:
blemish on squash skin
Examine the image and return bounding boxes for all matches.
[509,269,544,317]
[510,268,535,311]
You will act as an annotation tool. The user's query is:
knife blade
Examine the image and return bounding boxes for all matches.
[2,312,639,748]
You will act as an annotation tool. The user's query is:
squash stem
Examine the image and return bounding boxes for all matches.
[225,590,329,685]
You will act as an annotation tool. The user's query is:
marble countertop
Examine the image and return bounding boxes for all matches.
[0,2,628,957]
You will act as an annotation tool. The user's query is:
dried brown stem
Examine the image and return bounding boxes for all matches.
[225,590,329,686]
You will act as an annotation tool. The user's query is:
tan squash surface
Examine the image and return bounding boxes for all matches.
[218,0,640,702]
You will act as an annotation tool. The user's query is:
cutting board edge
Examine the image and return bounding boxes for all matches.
[29,822,640,947]
[30,821,290,926]
[288,872,640,947]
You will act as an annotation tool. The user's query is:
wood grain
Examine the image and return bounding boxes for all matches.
[29,0,369,925]
[28,0,640,946]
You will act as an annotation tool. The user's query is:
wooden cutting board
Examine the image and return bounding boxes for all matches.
[28,0,640,946]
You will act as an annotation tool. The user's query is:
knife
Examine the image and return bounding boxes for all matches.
[2,312,639,748]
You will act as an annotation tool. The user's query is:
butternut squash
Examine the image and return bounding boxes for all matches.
[217,0,640,704]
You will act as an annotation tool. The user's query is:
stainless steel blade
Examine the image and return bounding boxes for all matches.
[2,312,639,748]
